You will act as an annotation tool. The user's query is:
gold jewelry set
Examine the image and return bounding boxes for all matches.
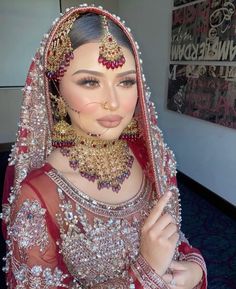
[48,14,134,191]
[61,136,134,193]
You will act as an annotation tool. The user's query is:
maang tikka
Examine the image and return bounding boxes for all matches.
[98,16,126,69]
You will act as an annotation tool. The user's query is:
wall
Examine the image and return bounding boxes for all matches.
[0,0,60,145]
[61,0,118,13]
[0,89,22,143]
[118,0,236,205]
[0,0,60,86]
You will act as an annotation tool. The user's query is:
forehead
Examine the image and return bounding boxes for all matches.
[68,42,136,73]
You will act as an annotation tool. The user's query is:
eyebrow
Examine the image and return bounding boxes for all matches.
[72,69,136,77]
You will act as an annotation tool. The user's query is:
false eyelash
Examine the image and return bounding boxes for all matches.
[120,77,137,85]
[77,77,99,85]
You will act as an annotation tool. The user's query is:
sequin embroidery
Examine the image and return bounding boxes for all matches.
[48,171,154,288]
[12,257,69,288]
[11,199,49,252]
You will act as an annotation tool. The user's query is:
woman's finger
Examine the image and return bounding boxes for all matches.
[162,273,173,283]
[143,191,172,229]
[168,231,180,245]
[149,213,175,237]
[169,260,187,271]
[162,272,183,289]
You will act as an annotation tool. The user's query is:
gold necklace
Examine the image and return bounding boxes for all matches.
[60,135,134,193]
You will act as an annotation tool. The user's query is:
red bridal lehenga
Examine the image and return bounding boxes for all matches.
[1,5,207,289]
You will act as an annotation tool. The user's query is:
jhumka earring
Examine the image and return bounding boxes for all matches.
[98,15,126,69]
[120,118,140,140]
[50,93,76,148]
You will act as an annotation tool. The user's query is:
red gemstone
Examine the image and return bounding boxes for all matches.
[18,146,28,154]
[19,128,28,138]
[98,56,103,63]
[109,37,113,42]
[106,62,111,69]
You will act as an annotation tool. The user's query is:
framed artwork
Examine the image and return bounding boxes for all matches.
[171,0,236,61]
[167,64,236,129]
[174,0,197,7]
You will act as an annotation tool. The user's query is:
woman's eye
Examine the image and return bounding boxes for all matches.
[77,78,100,88]
[119,79,136,88]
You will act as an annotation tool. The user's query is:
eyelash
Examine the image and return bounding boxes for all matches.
[77,77,137,88]
[77,77,99,88]
[119,77,137,88]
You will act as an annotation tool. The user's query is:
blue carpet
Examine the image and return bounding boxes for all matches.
[179,178,236,289]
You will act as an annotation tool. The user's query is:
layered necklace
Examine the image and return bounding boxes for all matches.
[60,135,134,193]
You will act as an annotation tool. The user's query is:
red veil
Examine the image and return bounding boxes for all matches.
[2,5,207,289]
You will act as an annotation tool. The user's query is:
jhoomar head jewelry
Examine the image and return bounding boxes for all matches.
[46,14,79,80]
[61,135,134,193]
[98,15,126,69]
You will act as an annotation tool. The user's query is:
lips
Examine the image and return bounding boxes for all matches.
[97,115,123,128]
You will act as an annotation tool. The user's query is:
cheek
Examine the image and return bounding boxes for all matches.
[77,102,100,114]
[60,83,101,114]
[121,92,138,113]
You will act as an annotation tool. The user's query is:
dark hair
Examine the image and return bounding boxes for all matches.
[69,13,133,53]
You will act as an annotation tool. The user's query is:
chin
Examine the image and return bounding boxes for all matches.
[99,133,121,141]
[98,128,123,141]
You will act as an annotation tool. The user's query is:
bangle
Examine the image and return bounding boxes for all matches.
[130,254,169,289]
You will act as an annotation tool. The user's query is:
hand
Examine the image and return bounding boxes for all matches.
[140,191,179,276]
[162,260,203,289]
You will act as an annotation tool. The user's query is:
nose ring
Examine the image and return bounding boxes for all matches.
[102,101,110,110]
[102,101,117,111]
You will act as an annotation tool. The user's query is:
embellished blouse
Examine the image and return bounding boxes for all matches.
[7,163,207,289]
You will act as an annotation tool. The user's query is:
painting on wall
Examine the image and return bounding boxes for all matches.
[173,0,197,7]
[167,64,236,129]
[171,0,236,61]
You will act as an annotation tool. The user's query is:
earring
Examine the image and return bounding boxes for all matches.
[50,93,76,148]
[120,118,140,140]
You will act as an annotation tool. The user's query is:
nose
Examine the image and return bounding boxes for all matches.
[103,84,119,111]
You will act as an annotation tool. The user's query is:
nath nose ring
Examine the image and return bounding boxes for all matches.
[103,101,110,110]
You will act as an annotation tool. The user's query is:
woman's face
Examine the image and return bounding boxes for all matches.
[59,42,138,140]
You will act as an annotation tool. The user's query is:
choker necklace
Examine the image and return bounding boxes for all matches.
[60,135,134,193]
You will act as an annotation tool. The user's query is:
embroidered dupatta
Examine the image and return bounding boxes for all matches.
[2,5,207,289]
